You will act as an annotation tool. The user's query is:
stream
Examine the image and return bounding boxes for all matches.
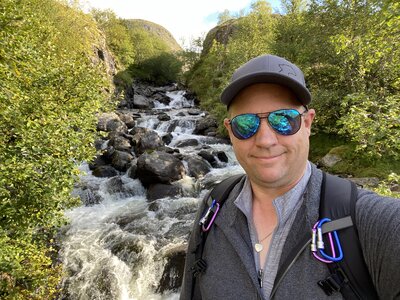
[59,86,243,299]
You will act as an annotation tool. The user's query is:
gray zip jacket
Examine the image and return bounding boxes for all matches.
[180,164,400,299]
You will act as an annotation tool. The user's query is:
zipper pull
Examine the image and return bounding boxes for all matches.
[258,269,264,288]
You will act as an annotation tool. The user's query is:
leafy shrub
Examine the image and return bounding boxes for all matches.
[0,0,112,297]
[128,52,183,85]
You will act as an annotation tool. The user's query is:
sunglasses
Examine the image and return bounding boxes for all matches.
[229,108,308,140]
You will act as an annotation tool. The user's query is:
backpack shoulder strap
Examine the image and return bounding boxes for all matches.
[190,173,245,300]
[319,172,378,299]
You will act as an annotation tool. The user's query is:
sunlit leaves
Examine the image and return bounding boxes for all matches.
[0,0,112,297]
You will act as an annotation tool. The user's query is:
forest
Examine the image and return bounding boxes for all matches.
[0,0,398,298]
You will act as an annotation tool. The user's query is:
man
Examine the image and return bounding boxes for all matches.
[180,54,400,299]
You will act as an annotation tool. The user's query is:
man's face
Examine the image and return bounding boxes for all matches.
[224,83,315,191]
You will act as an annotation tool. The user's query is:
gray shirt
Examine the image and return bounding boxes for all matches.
[235,162,311,298]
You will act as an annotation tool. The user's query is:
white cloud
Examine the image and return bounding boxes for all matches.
[82,0,279,47]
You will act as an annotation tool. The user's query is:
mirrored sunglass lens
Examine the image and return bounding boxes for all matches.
[231,114,260,139]
[268,109,301,135]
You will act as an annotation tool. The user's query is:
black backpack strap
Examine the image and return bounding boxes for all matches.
[190,174,245,300]
[319,172,378,299]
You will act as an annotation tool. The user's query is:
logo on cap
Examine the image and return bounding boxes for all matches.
[279,64,297,78]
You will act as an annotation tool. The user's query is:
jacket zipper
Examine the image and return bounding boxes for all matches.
[258,269,264,288]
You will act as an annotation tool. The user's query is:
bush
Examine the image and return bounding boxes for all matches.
[0,0,112,297]
[128,52,183,85]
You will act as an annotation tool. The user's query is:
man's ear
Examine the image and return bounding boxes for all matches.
[303,108,316,134]
[223,118,234,140]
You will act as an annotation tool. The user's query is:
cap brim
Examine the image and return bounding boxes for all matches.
[221,73,312,107]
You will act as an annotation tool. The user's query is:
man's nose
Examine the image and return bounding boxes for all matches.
[254,118,278,147]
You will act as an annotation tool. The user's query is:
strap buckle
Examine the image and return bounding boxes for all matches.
[191,258,207,277]
[318,267,349,296]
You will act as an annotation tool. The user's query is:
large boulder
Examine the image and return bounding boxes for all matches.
[133,129,164,155]
[97,112,128,133]
[136,151,185,187]
[186,156,211,179]
[110,150,134,172]
[108,134,132,152]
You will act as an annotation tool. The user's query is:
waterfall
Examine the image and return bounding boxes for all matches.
[60,86,243,299]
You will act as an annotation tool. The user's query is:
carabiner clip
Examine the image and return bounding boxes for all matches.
[199,199,220,232]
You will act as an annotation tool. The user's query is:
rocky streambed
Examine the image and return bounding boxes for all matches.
[59,82,244,299]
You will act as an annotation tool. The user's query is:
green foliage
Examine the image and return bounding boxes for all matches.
[129,52,183,85]
[338,93,400,159]
[373,173,400,199]
[187,0,277,120]
[91,9,136,67]
[0,0,112,297]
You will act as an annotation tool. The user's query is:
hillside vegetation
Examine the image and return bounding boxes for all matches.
[185,0,399,189]
[0,0,115,298]
[91,9,183,87]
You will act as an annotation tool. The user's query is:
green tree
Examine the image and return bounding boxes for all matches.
[0,0,112,298]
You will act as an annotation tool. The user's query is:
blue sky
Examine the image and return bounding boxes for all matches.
[83,0,281,48]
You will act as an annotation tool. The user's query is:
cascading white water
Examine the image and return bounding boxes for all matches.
[60,89,243,300]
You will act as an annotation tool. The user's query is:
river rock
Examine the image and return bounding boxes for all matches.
[110,150,134,172]
[108,134,132,152]
[116,112,136,128]
[133,129,164,155]
[97,112,128,133]
[198,150,218,167]
[92,165,119,178]
[136,151,185,187]
[186,156,211,179]
[157,244,187,293]
[193,116,218,136]
[147,183,182,200]
[175,139,199,148]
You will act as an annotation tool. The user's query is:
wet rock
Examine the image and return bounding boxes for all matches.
[162,133,173,145]
[157,112,171,121]
[111,150,134,172]
[89,154,109,170]
[136,151,185,187]
[198,150,218,167]
[147,183,182,200]
[193,116,218,135]
[153,92,171,105]
[186,156,211,179]
[92,165,119,178]
[133,94,155,109]
[157,244,187,293]
[108,134,132,152]
[187,109,202,116]
[216,151,229,163]
[134,129,164,155]
[79,188,102,206]
[175,139,199,148]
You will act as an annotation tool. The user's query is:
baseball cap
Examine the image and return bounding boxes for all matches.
[220,54,311,107]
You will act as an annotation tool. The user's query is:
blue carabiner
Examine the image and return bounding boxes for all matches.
[317,218,344,262]
[199,199,220,232]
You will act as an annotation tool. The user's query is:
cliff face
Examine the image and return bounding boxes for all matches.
[202,19,239,55]
[122,19,182,52]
